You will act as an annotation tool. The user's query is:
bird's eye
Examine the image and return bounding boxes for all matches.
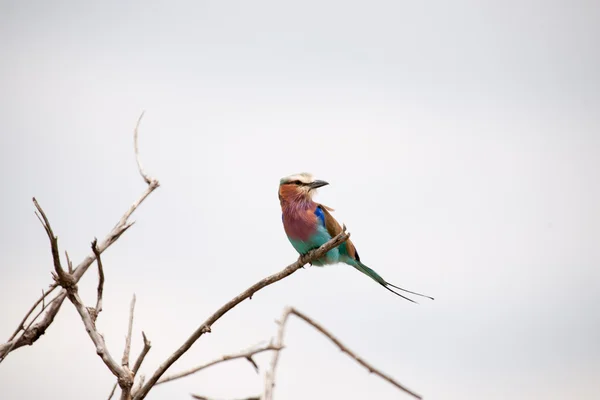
[292,180,302,185]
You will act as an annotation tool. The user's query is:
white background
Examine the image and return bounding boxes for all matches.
[1,1,599,399]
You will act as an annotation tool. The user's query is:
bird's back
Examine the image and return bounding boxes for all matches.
[317,204,361,262]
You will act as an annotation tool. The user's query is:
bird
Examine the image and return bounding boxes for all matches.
[278,172,433,303]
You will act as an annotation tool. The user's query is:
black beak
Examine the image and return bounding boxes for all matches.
[308,180,329,189]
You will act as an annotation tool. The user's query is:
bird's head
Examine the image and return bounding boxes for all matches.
[278,172,329,203]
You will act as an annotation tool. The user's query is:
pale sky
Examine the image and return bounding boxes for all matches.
[1,1,599,399]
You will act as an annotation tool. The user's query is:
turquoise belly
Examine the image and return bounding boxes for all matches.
[288,225,339,266]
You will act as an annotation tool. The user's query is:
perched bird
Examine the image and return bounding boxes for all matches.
[278,172,433,303]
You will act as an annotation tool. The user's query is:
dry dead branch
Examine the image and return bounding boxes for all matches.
[0,112,159,362]
[132,227,350,400]
[90,239,105,322]
[156,344,281,386]
[122,295,137,369]
[264,307,422,400]
[133,332,152,375]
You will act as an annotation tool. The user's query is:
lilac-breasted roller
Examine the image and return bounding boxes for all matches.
[279,172,433,303]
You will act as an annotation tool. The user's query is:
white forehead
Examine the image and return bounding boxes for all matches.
[280,172,315,185]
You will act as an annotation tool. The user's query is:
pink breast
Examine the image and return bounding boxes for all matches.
[283,211,314,241]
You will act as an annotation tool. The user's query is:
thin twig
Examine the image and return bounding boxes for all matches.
[33,198,72,287]
[263,308,293,400]
[4,284,57,343]
[134,111,153,185]
[265,308,422,400]
[23,295,59,333]
[131,375,145,398]
[156,344,281,385]
[119,294,137,400]
[0,287,59,364]
[91,238,105,320]
[132,332,151,375]
[107,383,117,400]
[0,112,159,361]
[0,291,67,360]
[65,250,73,274]
[122,295,136,369]
[132,228,350,400]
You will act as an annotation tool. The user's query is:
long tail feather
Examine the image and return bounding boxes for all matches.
[379,283,418,303]
[387,282,434,300]
[351,260,433,303]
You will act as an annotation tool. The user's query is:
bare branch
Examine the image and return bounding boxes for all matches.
[156,344,280,386]
[133,228,350,400]
[265,308,422,400]
[245,355,259,374]
[121,387,132,400]
[122,295,136,369]
[23,295,60,334]
[67,288,130,382]
[0,113,159,361]
[263,308,293,400]
[118,295,137,400]
[91,238,105,321]
[133,111,154,185]
[107,383,117,400]
[33,198,73,288]
[47,262,135,398]
[131,375,145,398]
[132,332,152,375]
[0,291,67,360]
[65,250,73,273]
[3,284,57,343]
[0,286,59,364]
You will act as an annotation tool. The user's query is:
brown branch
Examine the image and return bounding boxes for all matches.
[0,112,159,361]
[132,228,350,400]
[91,239,105,321]
[132,332,151,375]
[264,308,422,400]
[156,344,281,386]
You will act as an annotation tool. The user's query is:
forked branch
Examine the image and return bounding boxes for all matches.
[0,112,159,362]
[264,307,422,400]
[156,343,281,386]
[90,239,105,322]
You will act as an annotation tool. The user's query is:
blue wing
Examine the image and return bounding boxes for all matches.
[314,206,326,227]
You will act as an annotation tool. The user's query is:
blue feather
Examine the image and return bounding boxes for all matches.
[314,206,325,227]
